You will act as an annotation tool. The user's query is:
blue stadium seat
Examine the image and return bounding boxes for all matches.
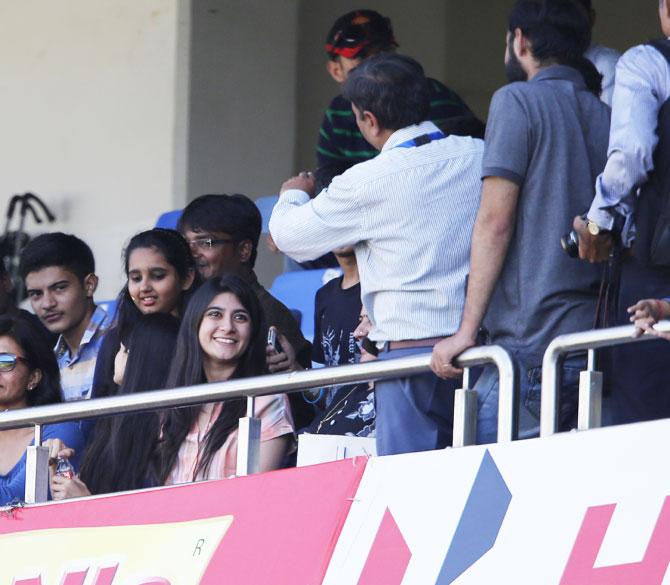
[269,268,342,342]
[255,195,279,234]
[155,209,182,229]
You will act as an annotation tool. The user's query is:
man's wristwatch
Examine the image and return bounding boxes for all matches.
[586,220,609,236]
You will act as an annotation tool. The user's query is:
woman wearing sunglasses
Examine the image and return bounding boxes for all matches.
[0,315,85,505]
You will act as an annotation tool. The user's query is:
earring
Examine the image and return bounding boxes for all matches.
[27,384,35,391]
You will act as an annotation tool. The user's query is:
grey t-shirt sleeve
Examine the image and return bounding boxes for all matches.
[482,86,530,186]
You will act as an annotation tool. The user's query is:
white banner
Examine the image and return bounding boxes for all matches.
[324,419,670,585]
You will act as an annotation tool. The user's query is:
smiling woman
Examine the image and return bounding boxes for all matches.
[91,229,198,399]
[155,274,295,484]
[0,315,86,506]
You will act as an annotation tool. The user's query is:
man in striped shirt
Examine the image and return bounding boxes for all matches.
[20,233,109,402]
[271,53,483,456]
[316,9,475,189]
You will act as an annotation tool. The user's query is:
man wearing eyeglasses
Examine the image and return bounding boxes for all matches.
[179,194,314,427]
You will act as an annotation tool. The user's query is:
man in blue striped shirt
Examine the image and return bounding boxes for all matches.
[271,53,484,456]
[20,233,109,402]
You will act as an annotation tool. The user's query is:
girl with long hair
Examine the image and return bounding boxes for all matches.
[50,313,180,499]
[91,228,197,398]
[156,274,294,484]
[0,315,85,505]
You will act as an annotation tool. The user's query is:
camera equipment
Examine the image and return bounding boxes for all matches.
[560,229,580,258]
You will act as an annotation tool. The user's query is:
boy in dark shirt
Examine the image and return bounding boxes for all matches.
[306,246,375,437]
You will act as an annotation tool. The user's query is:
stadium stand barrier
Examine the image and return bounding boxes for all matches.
[0,344,516,504]
[540,320,670,437]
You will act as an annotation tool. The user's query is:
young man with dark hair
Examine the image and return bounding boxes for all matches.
[575,0,670,424]
[316,9,476,187]
[432,0,609,441]
[20,232,108,402]
[271,53,484,456]
[178,194,313,424]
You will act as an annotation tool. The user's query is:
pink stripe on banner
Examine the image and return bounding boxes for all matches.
[560,496,670,584]
[357,508,411,585]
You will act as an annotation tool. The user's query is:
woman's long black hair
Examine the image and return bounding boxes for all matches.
[155,274,268,483]
[0,315,61,406]
[79,313,180,494]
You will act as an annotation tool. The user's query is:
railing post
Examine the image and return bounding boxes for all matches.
[494,346,518,443]
[24,424,49,504]
[453,367,477,447]
[578,349,602,431]
[236,396,261,477]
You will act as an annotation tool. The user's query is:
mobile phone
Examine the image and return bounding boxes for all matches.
[267,328,283,353]
[360,336,379,357]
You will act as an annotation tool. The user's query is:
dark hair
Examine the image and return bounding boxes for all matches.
[0,315,61,406]
[573,0,592,12]
[19,232,95,282]
[571,55,603,97]
[439,115,486,140]
[342,53,430,131]
[116,228,198,342]
[79,313,180,494]
[156,274,267,483]
[326,10,398,60]
[178,194,262,268]
[508,0,591,65]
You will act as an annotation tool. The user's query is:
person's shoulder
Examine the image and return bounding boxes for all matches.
[587,43,621,64]
[620,42,669,70]
[490,81,532,105]
[324,94,354,123]
[316,275,344,301]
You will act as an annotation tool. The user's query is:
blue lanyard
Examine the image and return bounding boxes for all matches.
[393,130,446,149]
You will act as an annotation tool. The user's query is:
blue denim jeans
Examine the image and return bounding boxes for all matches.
[474,352,586,444]
[375,346,460,456]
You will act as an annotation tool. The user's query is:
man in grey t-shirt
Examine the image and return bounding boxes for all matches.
[431,0,610,442]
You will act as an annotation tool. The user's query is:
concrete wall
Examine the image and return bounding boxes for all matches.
[0,0,187,300]
[0,0,662,299]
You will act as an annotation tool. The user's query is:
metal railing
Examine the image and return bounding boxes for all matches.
[540,320,670,437]
[0,344,516,505]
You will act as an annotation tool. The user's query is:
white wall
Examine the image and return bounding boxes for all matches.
[0,0,187,299]
[186,0,299,286]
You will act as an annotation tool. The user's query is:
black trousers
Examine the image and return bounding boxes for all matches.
[607,256,670,424]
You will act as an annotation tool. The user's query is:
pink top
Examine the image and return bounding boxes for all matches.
[165,394,294,484]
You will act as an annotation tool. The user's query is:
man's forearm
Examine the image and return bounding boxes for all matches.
[459,178,519,340]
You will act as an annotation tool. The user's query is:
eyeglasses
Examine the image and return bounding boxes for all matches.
[187,237,237,251]
[0,353,29,372]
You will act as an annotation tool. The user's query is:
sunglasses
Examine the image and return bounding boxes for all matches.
[0,353,29,372]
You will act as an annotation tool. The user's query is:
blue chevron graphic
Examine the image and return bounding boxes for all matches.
[435,450,512,584]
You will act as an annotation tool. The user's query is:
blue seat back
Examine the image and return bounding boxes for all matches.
[255,195,279,234]
[155,209,183,229]
[269,268,342,342]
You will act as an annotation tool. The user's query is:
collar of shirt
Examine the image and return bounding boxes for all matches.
[54,305,109,363]
[381,121,442,152]
[531,64,586,88]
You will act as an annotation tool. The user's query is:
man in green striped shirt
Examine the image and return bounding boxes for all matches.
[317,9,477,188]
